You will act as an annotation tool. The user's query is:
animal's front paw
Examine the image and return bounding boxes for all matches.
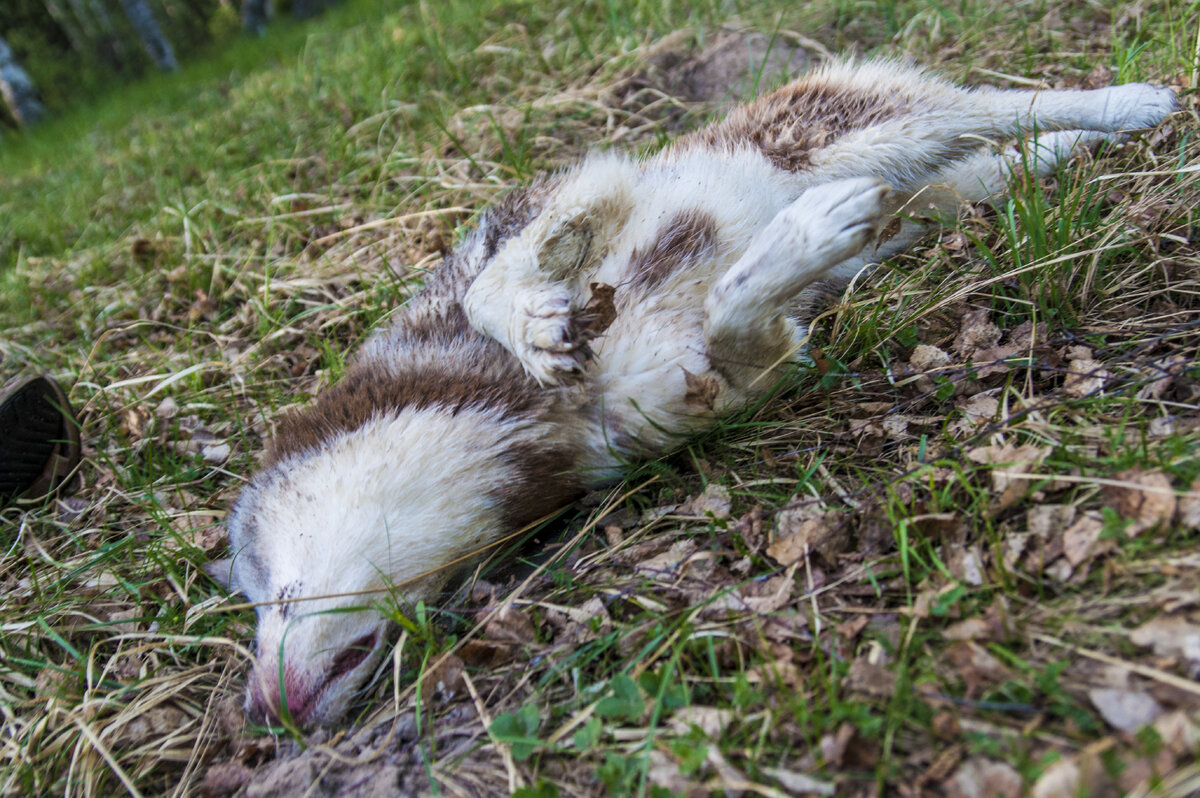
[512,286,589,386]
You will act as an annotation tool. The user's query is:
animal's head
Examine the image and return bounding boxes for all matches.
[223,391,573,727]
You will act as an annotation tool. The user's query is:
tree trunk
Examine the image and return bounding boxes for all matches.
[119,0,178,71]
[242,0,272,35]
[0,36,46,127]
[41,0,89,56]
[291,0,326,20]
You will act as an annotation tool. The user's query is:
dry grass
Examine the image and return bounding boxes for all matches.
[2,0,1199,795]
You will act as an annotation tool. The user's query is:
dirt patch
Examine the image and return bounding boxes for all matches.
[202,711,509,798]
[639,27,813,104]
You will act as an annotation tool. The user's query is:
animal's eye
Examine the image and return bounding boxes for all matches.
[329,632,378,679]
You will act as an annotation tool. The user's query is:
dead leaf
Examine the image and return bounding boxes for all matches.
[1063,347,1109,397]
[187,428,231,463]
[734,572,794,614]
[484,606,537,645]
[1027,504,1077,536]
[577,282,616,338]
[732,507,766,552]
[1031,758,1080,798]
[767,507,847,566]
[764,767,835,796]
[647,750,693,794]
[678,483,731,519]
[420,654,465,703]
[945,758,1022,798]
[169,512,226,552]
[1062,512,1103,567]
[968,443,1050,509]
[1006,320,1047,351]
[881,413,911,440]
[947,545,985,586]
[188,289,218,323]
[1087,688,1164,732]
[931,711,960,739]
[836,615,869,643]
[122,406,153,439]
[968,443,1050,493]
[1130,616,1200,664]
[1137,354,1190,401]
[944,617,992,642]
[819,722,856,768]
[110,704,193,747]
[705,747,756,794]
[459,639,520,668]
[844,656,896,699]
[744,660,801,687]
[875,214,903,248]
[556,596,613,644]
[155,396,178,419]
[970,343,1021,379]
[1103,468,1177,536]
[953,393,999,434]
[636,539,699,578]
[912,512,963,540]
[848,417,885,440]
[1153,709,1200,754]
[201,441,232,463]
[953,308,1003,357]
[668,705,734,737]
[1002,532,1029,571]
[945,642,1017,697]
[909,344,952,373]
[818,722,878,769]
[920,744,965,788]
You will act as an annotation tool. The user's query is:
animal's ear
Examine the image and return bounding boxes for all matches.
[203,557,242,595]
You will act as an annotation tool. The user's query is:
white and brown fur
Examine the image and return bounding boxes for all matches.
[224,59,1176,727]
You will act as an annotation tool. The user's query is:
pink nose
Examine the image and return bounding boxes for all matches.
[245,663,319,727]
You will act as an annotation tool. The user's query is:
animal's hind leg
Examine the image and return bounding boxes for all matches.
[704,177,889,386]
[808,65,1176,191]
[937,129,1115,204]
[983,83,1177,137]
[809,130,1118,293]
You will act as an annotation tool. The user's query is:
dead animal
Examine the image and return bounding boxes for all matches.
[218,58,1176,726]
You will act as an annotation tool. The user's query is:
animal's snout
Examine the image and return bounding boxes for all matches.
[244,661,318,727]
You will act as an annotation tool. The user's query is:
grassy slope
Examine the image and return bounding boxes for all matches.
[1,0,1198,795]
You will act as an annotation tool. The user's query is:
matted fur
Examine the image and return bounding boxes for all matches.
[224,58,1176,727]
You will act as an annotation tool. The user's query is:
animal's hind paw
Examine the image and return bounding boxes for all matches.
[784,176,890,268]
[1101,83,1178,131]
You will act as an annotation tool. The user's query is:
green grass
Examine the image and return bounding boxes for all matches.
[2,0,1200,795]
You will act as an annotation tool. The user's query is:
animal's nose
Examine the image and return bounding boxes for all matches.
[244,663,317,727]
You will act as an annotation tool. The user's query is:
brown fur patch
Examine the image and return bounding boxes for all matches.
[683,368,720,410]
[264,349,546,469]
[625,209,719,292]
[496,438,584,532]
[481,183,542,260]
[681,79,911,172]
